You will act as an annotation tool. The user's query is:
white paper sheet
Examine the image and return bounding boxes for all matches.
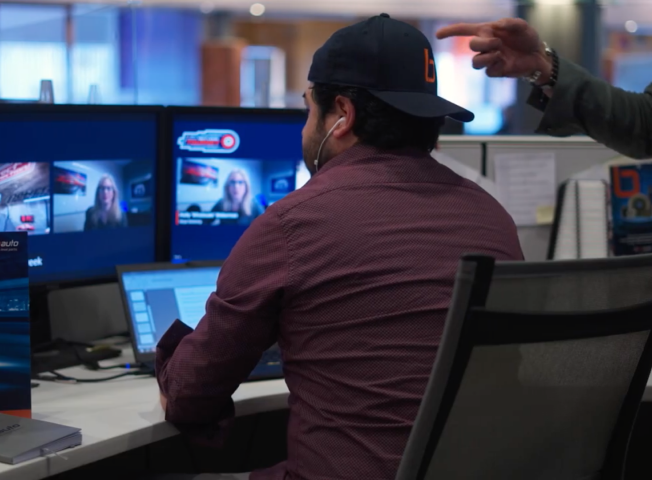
[435,151,498,199]
[494,152,556,226]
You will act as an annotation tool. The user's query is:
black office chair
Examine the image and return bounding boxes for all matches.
[396,254,652,480]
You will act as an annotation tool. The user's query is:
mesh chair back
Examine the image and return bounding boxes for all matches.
[487,254,652,312]
[396,254,652,480]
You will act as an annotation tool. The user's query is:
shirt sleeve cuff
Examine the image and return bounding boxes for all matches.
[173,408,236,449]
[155,319,235,448]
[533,57,589,137]
[527,85,549,112]
[156,319,193,373]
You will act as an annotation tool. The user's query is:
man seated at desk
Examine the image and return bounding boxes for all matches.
[156,14,524,480]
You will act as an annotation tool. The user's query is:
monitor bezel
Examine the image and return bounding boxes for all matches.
[165,106,307,262]
[0,104,170,289]
[116,260,224,365]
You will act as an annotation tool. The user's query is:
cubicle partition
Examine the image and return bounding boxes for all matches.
[439,135,622,261]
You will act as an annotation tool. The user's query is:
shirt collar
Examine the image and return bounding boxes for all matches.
[315,143,431,177]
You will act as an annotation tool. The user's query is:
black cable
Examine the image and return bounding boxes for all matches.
[84,361,147,371]
[95,364,134,370]
[36,367,153,384]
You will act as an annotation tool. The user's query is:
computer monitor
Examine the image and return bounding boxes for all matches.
[169,107,307,262]
[0,105,164,285]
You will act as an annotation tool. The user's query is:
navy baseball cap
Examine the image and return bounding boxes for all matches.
[308,14,474,122]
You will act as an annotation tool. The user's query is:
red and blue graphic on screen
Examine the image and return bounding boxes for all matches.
[54,165,87,195]
[177,129,240,154]
[0,162,51,236]
[171,114,305,262]
[180,159,219,186]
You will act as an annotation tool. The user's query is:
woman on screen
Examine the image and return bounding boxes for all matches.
[211,169,263,226]
[84,174,128,231]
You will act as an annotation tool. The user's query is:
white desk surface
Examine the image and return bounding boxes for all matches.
[0,351,290,480]
[4,350,652,480]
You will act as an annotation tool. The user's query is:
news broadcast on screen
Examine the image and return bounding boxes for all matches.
[170,110,307,261]
[53,160,153,233]
[0,110,160,283]
[175,157,296,227]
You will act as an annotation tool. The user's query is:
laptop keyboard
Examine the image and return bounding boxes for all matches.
[260,348,282,366]
[248,346,283,380]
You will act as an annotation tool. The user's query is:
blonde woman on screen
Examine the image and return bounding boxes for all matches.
[84,174,128,231]
[211,169,263,226]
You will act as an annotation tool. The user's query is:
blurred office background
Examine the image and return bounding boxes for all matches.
[0,0,650,134]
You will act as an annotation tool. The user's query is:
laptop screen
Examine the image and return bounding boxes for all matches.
[120,266,221,354]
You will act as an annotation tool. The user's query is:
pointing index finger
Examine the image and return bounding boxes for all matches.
[436,22,486,40]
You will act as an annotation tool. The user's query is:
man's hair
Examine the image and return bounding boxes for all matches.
[311,83,445,153]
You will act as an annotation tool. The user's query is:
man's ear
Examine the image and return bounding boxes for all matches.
[332,96,355,138]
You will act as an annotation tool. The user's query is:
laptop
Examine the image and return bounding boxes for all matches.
[116,261,283,381]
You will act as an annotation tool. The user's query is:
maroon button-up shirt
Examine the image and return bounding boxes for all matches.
[157,144,523,480]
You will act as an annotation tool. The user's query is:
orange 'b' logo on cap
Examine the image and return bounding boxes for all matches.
[424,49,435,83]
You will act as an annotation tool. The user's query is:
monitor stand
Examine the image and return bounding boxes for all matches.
[29,280,125,375]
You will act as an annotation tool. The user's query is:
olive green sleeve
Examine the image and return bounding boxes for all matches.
[528,57,652,159]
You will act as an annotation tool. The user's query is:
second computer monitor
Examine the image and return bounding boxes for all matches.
[170,108,308,262]
[0,106,162,284]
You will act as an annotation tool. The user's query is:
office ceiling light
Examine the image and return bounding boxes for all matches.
[250,3,266,16]
[625,20,638,33]
[200,2,214,14]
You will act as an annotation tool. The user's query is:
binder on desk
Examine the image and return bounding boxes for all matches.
[0,413,81,465]
[547,179,609,260]
[0,232,31,418]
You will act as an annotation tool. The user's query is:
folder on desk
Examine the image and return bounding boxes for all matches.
[548,179,609,260]
[0,413,81,465]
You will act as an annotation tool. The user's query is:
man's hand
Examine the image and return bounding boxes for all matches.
[160,392,167,412]
[436,18,552,84]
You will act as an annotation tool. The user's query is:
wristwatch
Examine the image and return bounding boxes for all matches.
[523,42,559,90]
